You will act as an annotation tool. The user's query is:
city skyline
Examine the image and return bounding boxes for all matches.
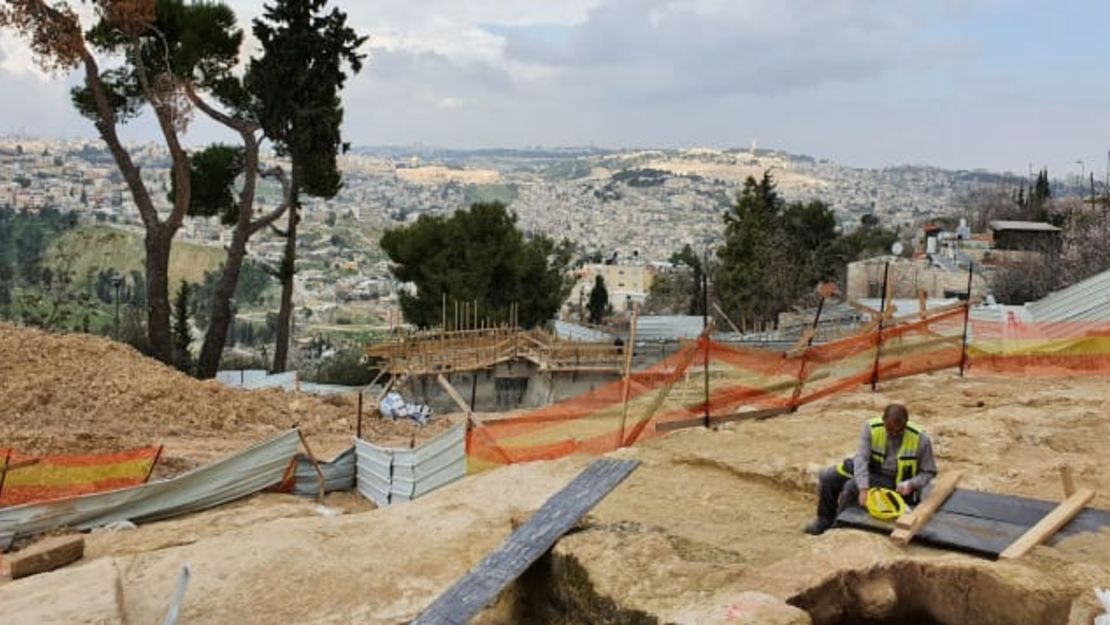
[1,0,1108,176]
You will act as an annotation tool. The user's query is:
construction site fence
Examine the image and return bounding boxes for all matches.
[215,369,370,396]
[0,446,161,508]
[355,423,467,507]
[467,304,1110,469]
[0,431,300,550]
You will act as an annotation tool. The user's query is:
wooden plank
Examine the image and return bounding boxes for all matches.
[412,459,639,625]
[999,488,1095,559]
[838,506,1025,559]
[891,470,962,545]
[9,535,85,580]
[435,374,472,417]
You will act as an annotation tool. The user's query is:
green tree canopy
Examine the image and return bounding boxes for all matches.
[380,202,573,329]
[587,275,610,324]
[714,172,899,327]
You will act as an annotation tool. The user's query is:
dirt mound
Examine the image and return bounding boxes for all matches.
[0,324,453,473]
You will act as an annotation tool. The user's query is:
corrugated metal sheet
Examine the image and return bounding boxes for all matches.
[0,430,300,550]
[354,423,467,507]
[553,320,613,343]
[1026,268,1110,323]
[291,446,356,497]
[630,315,707,341]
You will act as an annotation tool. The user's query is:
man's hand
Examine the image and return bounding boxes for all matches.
[858,488,869,507]
[896,482,914,496]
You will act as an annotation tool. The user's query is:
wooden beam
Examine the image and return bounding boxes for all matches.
[891,470,962,546]
[999,488,1094,559]
[1060,465,1075,498]
[296,430,326,503]
[436,373,472,417]
[9,535,85,580]
[712,302,742,334]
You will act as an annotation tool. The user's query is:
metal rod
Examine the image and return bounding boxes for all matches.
[870,261,891,391]
[959,262,974,376]
[702,254,710,427]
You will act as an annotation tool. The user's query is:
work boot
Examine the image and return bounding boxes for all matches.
[804,518,832,536]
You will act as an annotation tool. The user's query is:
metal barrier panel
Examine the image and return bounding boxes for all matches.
[355,423,467,507]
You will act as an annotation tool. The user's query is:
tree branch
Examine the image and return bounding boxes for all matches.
[127,35,190,233]
[249,166,293,236]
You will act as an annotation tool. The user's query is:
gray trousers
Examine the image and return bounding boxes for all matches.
[816,458,897,523]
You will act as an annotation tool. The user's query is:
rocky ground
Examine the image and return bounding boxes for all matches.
[2,323,1109,624]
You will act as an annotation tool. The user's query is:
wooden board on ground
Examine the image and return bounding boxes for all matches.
[9,534,85,580]
[891,470,962,545]
[836,488,1110,559]
[412,459,640,625]
[999,488,1095,559]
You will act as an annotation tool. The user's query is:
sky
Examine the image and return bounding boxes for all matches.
[2,0,1110,175]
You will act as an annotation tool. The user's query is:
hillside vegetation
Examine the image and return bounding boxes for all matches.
[45,226,226,286]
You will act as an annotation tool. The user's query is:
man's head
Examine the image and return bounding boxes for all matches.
[882,403,909,437]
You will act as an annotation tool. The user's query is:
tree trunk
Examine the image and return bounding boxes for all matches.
[272,194,299,373]
[145,227,174,364]
[195,230,249,378]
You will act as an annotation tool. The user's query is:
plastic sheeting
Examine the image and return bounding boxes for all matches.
[355,423,466,507]
[291,447,356,497]
[0,430,300,551]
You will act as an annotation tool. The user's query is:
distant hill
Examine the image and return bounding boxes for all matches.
[45,226,226,286]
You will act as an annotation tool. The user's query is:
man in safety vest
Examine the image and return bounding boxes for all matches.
[804,403,937,535]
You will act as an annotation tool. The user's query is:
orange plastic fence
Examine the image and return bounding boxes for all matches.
[967,317,1110,375]
[468,307,969,471]
[0,446,161,507]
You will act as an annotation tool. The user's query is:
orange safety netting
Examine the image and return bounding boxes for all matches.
[467,306,968,471]
[966,317,1110,375]
[0,446,162,507]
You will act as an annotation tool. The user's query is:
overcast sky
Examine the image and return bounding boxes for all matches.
[2,0,1109,175]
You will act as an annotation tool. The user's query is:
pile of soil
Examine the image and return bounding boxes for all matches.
[0,324,454,473]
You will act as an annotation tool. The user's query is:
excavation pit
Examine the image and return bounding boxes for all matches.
[787,560,1075,625]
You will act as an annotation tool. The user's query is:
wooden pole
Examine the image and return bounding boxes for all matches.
[0,449,11,501]
[789,295,825,409]
[958,262,974,376]
[617,304,640,448]
[870,262,891,391]
[1060,464,1076,498]
[357,390,364,439]
[143,445,164,483]
[296,429,327,503]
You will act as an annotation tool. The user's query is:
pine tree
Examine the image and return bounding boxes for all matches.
[172,280,193,374]
[587,276,610,325]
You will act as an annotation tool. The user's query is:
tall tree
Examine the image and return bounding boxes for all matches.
[171,279,192,373]
[247,0,366,373]
[380,202,573,328]
[668,244,703,315]
[714,172,783,327]
[587,275,610,325]
[2,0,240,363]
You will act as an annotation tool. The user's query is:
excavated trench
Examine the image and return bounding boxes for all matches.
[475,551,661,625]
[786,560,1078,625]
[475,552,1090,625]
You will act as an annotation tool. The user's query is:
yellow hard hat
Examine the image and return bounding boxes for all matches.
[866,487,907,521]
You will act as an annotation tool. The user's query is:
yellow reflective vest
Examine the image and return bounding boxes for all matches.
[867,417,923,484]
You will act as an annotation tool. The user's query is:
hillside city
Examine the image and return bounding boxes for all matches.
[1,136,1043,327]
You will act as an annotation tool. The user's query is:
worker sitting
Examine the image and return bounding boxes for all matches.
[805,403,937,535]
